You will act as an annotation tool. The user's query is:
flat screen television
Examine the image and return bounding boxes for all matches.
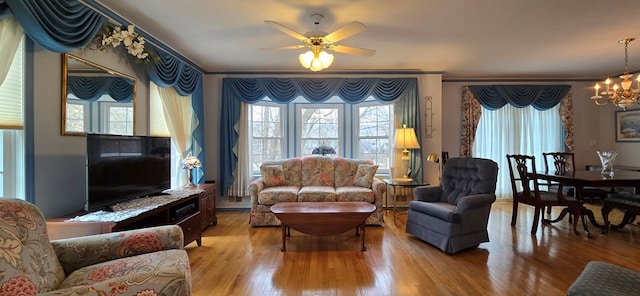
[86,134,172,212]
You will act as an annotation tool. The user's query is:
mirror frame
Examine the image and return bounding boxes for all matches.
[61,53,137,136]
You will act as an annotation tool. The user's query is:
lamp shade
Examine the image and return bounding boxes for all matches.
[394,126,420,150]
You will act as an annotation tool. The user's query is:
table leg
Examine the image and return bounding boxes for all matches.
[574,187,592,237]
[360,224,367,251]
[281,225,287,252]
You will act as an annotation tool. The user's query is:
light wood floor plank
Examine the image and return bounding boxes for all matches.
[186,200,640,295]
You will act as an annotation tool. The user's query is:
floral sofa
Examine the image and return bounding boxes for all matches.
[249,156,386,226]
[0,198,191,296]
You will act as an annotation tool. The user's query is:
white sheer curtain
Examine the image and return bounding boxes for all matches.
[228,102,251,197]
[472,104,563,199]
[0,17,23,85]
[157,86,198,188]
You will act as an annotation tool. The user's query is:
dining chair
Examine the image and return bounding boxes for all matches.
[441,151,449,167]
[542,152,609,204]
[601,191,640,233]
[507,154,575,234]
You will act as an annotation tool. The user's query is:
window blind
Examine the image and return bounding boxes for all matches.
[0,37,24,129]
[149,82,170,137]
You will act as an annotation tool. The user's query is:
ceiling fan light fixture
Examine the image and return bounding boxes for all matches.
[299,49,334,71]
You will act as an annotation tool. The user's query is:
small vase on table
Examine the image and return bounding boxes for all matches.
[181,156,202,188]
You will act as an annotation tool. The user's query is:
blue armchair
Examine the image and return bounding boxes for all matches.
[406,157,498,254]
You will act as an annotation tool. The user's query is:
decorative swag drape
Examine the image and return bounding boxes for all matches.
[67,76,134,102]
[0,0,207,183]
[460,85,573,156]
[220,77,421,195]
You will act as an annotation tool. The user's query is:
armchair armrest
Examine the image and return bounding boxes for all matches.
[414,185,443,202]
[51,225,184,275]
[456,194,496,212]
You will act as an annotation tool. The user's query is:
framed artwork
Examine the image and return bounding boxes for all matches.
[615,109,640,142]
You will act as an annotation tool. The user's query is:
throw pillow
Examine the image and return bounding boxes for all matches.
[261,165,286,187]
[353,164,379,188]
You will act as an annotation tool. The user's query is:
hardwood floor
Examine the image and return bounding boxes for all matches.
[185,201,640,295]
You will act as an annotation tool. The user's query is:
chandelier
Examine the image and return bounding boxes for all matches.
[299,45,334,72]
[591,38,640,110]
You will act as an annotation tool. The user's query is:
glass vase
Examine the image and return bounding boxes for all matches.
[596,151,617,178]
[185,168,196,187]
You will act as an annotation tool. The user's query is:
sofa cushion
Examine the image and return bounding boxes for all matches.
[336,186,375,203]
[334,158,374,187]
[298,186,336,202]
[408,201,461,223]
[301,156,335,187]
[258,186,299,205]
[58,249,190,294]
[261,158,302,187]
[353,164,378,188]
[261,164,285,187]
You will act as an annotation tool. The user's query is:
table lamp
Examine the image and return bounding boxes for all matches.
[394,124,420,181]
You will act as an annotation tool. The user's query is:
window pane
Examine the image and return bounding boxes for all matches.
[357,105,391,169]
[65,103,86,133]
[107,105,134,135]
[250,104,283,172]
[300,107,340,156]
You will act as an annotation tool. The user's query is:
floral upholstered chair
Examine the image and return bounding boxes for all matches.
[0,198,192,295]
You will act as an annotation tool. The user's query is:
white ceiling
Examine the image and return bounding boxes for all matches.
[96,0,640,79]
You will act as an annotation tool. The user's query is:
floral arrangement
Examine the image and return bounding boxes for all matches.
[181,156,202,170]
[88,24,156,63]
[312,144,336,156]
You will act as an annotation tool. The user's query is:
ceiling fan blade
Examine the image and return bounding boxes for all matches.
[331,45,376,56]
[260,45,306,51]
[324,21,366,43]
[264,20,308,42]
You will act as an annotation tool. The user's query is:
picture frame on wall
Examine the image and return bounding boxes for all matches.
[615,109,640,142]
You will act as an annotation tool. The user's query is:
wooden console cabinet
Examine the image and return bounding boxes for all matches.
[198,183,217,230]
[47,186,216,247]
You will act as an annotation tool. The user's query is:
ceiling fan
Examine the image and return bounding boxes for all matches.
[262,14,376,71]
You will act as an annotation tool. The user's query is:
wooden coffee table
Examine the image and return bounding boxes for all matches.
[270,202,376,251]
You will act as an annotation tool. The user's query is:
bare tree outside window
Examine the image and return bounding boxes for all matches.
[357,105,391,170]
[300,107,339,156]
[251,105,283,172]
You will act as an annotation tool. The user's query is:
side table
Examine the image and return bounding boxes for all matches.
[383,179,428,222]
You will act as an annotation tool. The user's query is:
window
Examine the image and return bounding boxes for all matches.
[0,36,25,199]
[298,105,342,156]
[356,104,392,171]
[250,103,284,172]
[65,100,88,133]
[473,104,563,198]
[149,82,170,137]
[248,98,393,174]
[101,101,134,135]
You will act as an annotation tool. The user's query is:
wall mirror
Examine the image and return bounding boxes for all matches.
[61,53,136,136]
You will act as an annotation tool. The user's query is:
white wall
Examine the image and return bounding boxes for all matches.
[32,45,149,218]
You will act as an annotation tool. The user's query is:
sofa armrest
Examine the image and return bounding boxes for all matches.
[371,177,386,206]
[414,185,443,202]
[248,177,265,206]
[456,194,496,212]
[51,225,184,275]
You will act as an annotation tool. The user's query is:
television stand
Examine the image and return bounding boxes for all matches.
[47,183,217,246]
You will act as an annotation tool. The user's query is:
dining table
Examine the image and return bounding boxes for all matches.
[535,169,640,237]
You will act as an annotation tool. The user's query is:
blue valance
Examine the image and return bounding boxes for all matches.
[219,77,418,195]
[145,46,202,96]
[468,85,570,110]
[67,76,134,102]
[1,0,104,52]
[223,78,415,104]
